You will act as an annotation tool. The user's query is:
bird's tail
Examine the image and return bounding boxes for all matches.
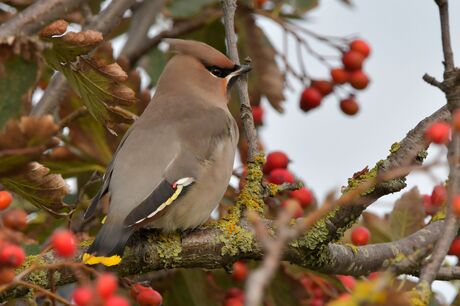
[82,221,133,267]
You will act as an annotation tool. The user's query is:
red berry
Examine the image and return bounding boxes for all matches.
[300,87,322,112]
[232,261,248,281]
[225,288,244,300]
[426,122,451,144]
[350,39,371,58]
[0,268,15,285]
[349,71,369,90]
[290,187,313,208]
[337,275,356,290]
[422,194,438,216]
[72,286,93,306]
[252,105,264,126]
[281,199,304,218]
[340,98,359,116]
[225,298,244,306]
[367,272,381,280]
[104,295,130,306]
[130,283,150,299]
[449,237,460,256]
[431,185,447,206]
[331,68,349,84]
[311,80,333,96]
[97,273,118,299]
[342,51,364,71]
[255,0,267,8]
[137,288,163,306]
[51,230,76,258]
[2,208,28,231]
[268,168,295,185]
[351,226,370,246]
[263,151,289,174]
[453,109,460,132]
[310,298,324,306]
[453,196,460,217]
[0,244,25,267]
[0,191,13,210]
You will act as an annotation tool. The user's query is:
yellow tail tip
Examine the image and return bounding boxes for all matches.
[82,253,121,266]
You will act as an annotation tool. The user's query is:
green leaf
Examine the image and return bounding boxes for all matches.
[0,54,37,127]
[143,48,168,87]
[167,0,218,18]
[184,18,226,53]
[389,187,425,241]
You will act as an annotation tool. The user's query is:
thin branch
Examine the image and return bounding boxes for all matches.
[222,0,259,162]
[435,0,455,72]
[0,0,86,39]
[423,73,444,90]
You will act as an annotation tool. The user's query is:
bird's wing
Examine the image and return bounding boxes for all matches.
[106,105,237,227]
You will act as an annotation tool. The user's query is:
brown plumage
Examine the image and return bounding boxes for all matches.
[82,39,250,266]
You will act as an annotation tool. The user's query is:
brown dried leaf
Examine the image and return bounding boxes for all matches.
[1,162,70,214]
[39,20,68,38]
[242,14,285,112]
[62,30,103,48]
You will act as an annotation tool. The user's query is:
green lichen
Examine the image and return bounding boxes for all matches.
[343,160,384,196]
[416,150,428,162]
[409,283,430,306]
[431,208,446,222]
[390,142,401,154]
[346,243,359,255]
[79,239,93,248]
[155,232,182,267]
[215,154,265,256]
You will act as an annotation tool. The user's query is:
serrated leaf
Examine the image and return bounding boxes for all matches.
[167,0,218,18]
[0,43,39,127]
[1,162,70,215]
[389,187,425,241]
[362,212,392,243]
[241,14,285,112]
[40,20,137,134]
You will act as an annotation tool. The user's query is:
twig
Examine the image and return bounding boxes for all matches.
[15,280,71,305]
[0,0,86,39]
[434,0,455,72]
[423,73,444,90]
[57,106,88,129]
[222,0,259,162]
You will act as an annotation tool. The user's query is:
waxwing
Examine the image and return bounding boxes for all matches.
[82,39,251,266]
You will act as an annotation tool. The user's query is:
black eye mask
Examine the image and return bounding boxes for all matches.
[206,65,239,78]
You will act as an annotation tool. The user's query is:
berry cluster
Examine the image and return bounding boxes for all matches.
[300,39,371,116]
[72,273,131,306]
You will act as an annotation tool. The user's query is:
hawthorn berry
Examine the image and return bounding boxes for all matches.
[104,295,130,306]
[97,273,118,299]
[311,80,333,96]
[330,68,349,84]
[232,261,248,281]
[290,187,313,208]
[225,298,244,306]
[425,122,451,144]
[350,39,371,58]
[0,244,25,267]
[310,298,324,306]
[448,237,460,256]
[453,196,460,217]
[137,288,163,306]
[351,226,370,246]
[422,194,438,216]
[342,51,364,71]
[281,199,304,218]
[0,191,13,210]
[72,286,93,306]
[225,288,244,300]
[2,208,28,231]
[340,98,359,116]
[255,0,267,8]
[349,70,369,90]
[300,87,322,112]
[0,268,15,285]
[252,105,264,126]
[263,151,289,174]
[268,168,295,185]
[337,275,356,291]
[51,229,76,258]
[431,185,447,206]
[130,283,149,299]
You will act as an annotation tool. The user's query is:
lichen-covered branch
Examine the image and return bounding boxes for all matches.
[0,0,86,39]
[0,219,446,301]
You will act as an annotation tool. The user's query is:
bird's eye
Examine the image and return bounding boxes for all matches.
[206,66,231,78]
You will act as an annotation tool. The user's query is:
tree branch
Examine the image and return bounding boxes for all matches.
[434,0,455,72]
[0,0,86,39]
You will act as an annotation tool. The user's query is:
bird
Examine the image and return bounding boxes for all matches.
[82,39,251,266]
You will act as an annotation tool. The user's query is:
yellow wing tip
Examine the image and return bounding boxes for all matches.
[82,253,121,266]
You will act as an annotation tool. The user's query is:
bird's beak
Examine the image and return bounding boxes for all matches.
[228,63,252,79]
